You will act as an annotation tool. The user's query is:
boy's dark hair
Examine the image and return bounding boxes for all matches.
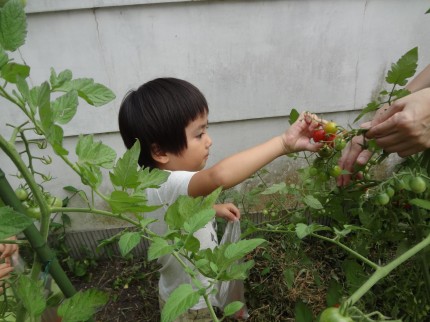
[118,77,209,168]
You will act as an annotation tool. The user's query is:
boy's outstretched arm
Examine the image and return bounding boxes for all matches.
[189,112,322,197]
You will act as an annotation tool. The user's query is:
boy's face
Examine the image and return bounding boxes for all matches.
[164,113,212,171]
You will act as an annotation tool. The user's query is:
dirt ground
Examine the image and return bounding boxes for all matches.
[71,256,161,322]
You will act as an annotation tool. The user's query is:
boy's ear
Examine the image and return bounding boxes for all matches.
[151,143,169,164]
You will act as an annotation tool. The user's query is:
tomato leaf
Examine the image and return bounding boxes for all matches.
[55,78,115,107]
[224,239,266,262]
[0,0,27,52]
[289,108,300,125]
[51,90,79,125]
[76,134,117,169]
[14,275,46,317]
[354,100,381,123]
[294,300,313,322]
[57,289,108,322]
[110,140,140,189]
[261,182,287,195]
[184,208,215,234]
[385,47,418,86]
[302,195,323,209]
[50,68,73,89]
[0,62,29,83]
[118,231,141,257]
[409,198,430,210]
[283,268,295,290]
[224,301,244,317]
[295,223,330,239]
[161,284,200,322]
[147,236,175,261]
[0,44,8,69]
[107,190,161,213]
[137,166,170,190]
[0,206,33,239]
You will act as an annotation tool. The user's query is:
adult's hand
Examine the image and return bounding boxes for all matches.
[0,236,18,259]
[365,88,430,157]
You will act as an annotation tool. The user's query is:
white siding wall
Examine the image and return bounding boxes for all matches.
[1,0,429,230]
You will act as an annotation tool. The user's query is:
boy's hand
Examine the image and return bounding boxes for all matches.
[213,203,241,222]
[282,112,324,153]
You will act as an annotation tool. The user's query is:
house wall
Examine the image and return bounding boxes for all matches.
[1,0,429,231]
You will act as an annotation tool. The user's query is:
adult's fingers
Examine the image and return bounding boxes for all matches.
[366,114,401,139]
[0,243,18,259]
[371,101,405,126]
[337,136,371,186]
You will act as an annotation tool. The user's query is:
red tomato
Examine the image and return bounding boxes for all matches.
[313,129,326,143]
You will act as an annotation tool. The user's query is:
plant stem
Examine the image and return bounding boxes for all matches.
[346,233,430,306]
[49,207,140,226]
[0,135,50,241]
[170,251,220,322]
[311,233,379,270]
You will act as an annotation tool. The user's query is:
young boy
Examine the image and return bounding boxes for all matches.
[118,78,321,320]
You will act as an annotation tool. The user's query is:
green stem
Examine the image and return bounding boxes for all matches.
[311,233,379,270]
[0,86,28,117]
[346,233,430,307]
[0,135,50,242]
[49,207,140,227]
[170,251,220,322]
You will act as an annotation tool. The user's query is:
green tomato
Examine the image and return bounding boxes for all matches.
[334,137,346,151]
[318,145,333,158]
[373,193,390,206]
[409,176,427,194]
[47,196,63,208]
[318,172,330,182]
[289,212,306,224]
[15,188,28,201]
[319,307,353,322]
[385,186,395,198]
[329,165,342,177]
[27,207,41,220]
[309,167,318,176]
[394,178,406,191]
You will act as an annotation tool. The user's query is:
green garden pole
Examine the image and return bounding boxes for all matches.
[0,170,97,322]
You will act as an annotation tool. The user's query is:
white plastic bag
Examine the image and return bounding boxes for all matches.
[216,221,250,319]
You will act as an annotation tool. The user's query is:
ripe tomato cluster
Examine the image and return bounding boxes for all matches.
[312,121,347,159]
[306,120,350,184]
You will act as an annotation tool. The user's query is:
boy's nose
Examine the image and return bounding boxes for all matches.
[206,135,213,148]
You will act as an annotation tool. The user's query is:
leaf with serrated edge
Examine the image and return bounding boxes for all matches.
[161,284,200,322]
[110,140,140,188]
[147,237,175,261]
[14,275,46,317]
[57,289,108,322]
[118,232,141,257]
[0,0,27,51]
[0,206,33,239]
[385,47,418,86]
[76,134,116,169]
